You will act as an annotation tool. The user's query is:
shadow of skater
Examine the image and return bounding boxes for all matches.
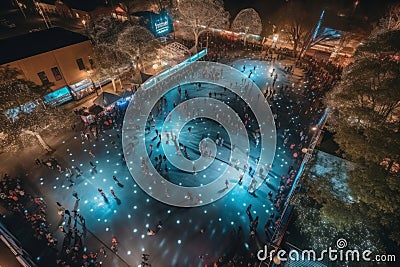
[115,197,122,205]
[103,195,109,204]
[217,187,229,193]
[90,161,97,174]
[113,176,124,188]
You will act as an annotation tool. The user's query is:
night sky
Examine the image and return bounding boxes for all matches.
[224,0,400,22]
[1,0,399,21]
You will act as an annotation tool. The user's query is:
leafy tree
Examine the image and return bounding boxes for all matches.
[325,26,400,247]
[293,157,386,266]
[293,191,385,266]
[0,66,74,153]
[174,0,229,51]
[231,8,262,45]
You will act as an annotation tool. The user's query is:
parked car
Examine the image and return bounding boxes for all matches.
[29,28,41,33]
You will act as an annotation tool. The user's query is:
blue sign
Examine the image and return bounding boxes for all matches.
[150,10,173,37]
[43,86,73,106]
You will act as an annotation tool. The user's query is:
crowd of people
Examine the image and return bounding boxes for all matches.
[127,35,342,265]
[192,35,342,266]
[0,30,345,267]
[0,174,57,248]
[0,173,105,267]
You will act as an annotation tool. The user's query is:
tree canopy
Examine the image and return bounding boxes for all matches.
[324,23,400,248]
[231,8,262,45]
[294,7,400,257]
[0,66,74,153]
[117,25,160,67]
[88,17,129,45]
[87,17,160,88]
[175,0,229,50]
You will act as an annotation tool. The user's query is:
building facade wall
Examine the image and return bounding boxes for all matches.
[2,40,93,91]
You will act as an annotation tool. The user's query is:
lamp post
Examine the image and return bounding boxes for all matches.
[351,0,360,17]
[82,19,88,34]
[15,0,27,19]
[272,34,279,49]
[34,1,51,29]
[86,70,98,96]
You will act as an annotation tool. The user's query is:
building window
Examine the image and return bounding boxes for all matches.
[37,71,49,85]
[51,67,62,81]
[76,58,85,70]
[89,57,94,69]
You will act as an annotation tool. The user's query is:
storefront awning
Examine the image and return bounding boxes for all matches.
[43,86,72,106]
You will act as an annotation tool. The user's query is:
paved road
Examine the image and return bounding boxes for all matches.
[0,8,85,40]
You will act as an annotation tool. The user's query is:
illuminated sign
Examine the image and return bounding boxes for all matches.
[153,16,171,36]
[132,9,173,37]
[155,21,169,32]
[150,10,173,37]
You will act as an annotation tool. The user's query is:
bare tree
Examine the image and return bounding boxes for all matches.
[372,4,400,37]
[231,8,262,45]
[275,3,339,58]
[88,17,128,45]
[175,0,229,52]
[117,25,160,73]
[92,44,131,92]
[298,27,340,58]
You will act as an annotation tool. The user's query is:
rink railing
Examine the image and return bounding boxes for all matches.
[269,108,329,261]
[142,49,207,90]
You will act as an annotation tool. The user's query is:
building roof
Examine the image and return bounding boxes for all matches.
[323,11,371,35]
[41,0,103,12]
[0,27,89,65]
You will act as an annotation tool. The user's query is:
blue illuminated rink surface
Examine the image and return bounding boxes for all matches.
[36,59,318,266]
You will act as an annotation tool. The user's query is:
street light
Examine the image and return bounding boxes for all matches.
[15,0,27,19]
[272,34,279,48]
[86,70,98,96]
[34,1,51,29]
